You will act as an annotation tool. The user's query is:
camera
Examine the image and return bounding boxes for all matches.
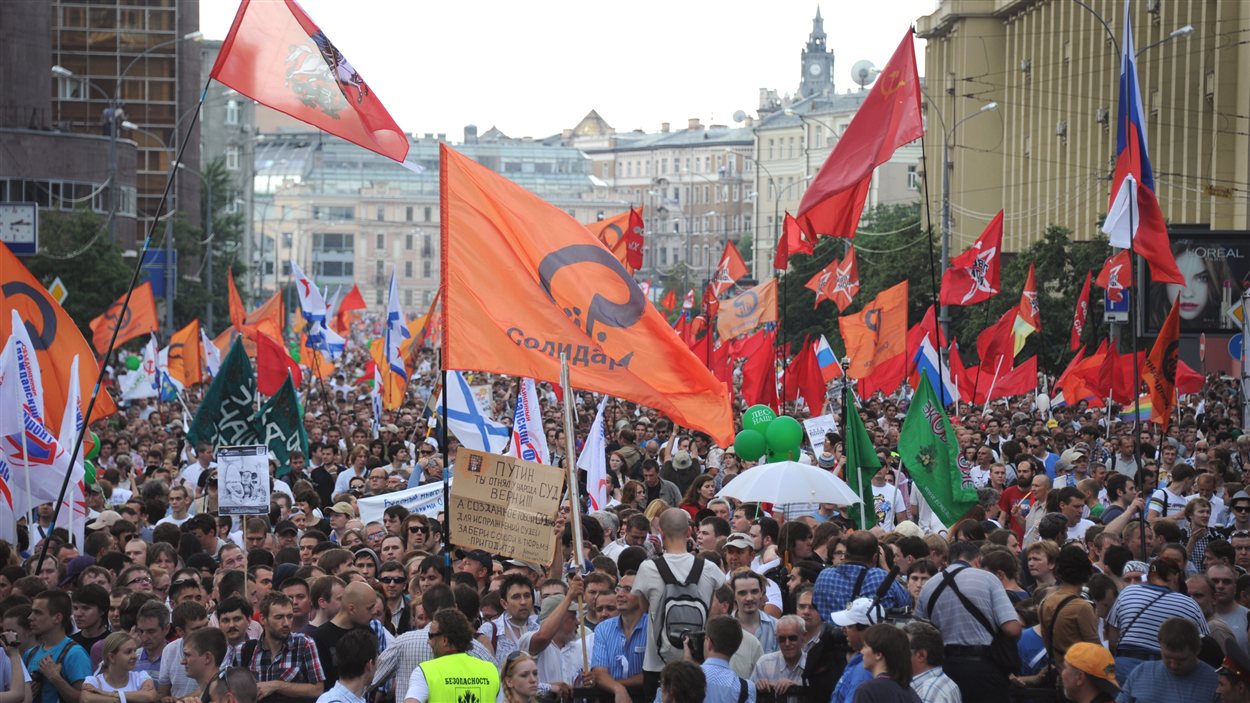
[682,629,706,663]
[0,631,16,649]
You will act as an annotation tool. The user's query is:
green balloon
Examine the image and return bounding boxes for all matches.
[83,460,96,486]
[765,415,805,456]
[85,432,100,461]
[125,356,141,371]
[733,429,767,462]
[291,349,301,363]
[742,404,777,433]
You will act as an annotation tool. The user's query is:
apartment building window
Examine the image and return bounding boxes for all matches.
[225,146,239,171]
[405,290,413,306]
[376,289,384,305]
[424,291,433,306]
[405,233,413,250]
[661,158,668,174]
[224,100,239,125]
[405,261,413,277]
[376,207,385,221]
[422,234,432,257]
[423,260,432,278]
[660,248,668,266]
[907,166,920,190]
[406,206,414,222]
[281,232,292,248]
[375,260,384,281]
[423,206,432,221]
[376,232,384,249]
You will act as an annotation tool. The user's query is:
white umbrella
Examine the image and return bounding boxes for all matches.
[716,461,861,506]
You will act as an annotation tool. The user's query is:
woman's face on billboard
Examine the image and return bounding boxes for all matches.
[1168,249,1211,320]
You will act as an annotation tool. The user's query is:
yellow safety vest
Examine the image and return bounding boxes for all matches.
[418,652,500,703]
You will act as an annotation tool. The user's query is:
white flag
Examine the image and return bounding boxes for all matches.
[385,270,409,381]
[433,371,510,454]
[54,356,87,548]
[508,378,549,464]
[577,396,610,511]
[371,364,384,439]
[201,328,222,377]
[1101,173,1139,250]
[120,336,159,401]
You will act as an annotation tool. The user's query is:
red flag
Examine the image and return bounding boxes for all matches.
[795,30,923,238]
[659,289,677,313]
[682,289,696,311]
[939,210,1003,306]
[210,0,409,164]
[807,247,860,311]
[774,213,814,270]
[976,307,1017,370]
[740,330,778,409]
[790,340,828,414]
[1176,359,1203,395]
[972,356,1038,404]
[1071,271,1092,351]
[1011,263,1041,354]
[1095,249,1132,303]
[255,331,303,397]
[333,284,366,334]
[1144,296,1180,431]
[710,342,732,385]
[710,241,748,297]
[586,209,645,274]
[227,269,246,332]
[703,282,721,320]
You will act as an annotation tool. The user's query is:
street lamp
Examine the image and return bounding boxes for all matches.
[933,101,998,338]
[741,152,777,278]
[125,121,178,337]
[176,163,216,333]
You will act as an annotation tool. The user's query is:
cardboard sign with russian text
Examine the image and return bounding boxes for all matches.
[449,448,564,564]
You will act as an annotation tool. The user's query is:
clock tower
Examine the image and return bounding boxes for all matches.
[799,7,834,99]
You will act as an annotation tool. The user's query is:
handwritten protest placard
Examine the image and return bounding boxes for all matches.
[449,448,565,564]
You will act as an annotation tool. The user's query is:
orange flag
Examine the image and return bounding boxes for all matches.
[166,319,204,387]
[838,281,908,379]
[0,243,117,429]
[440,144,733,445]
[716,279,778,340]
[227,269,246,332]
[368,338,406,409]
[585,209,644,274]
[246,290,284,343]
[89,282,160,355]
[709,241,748,297]
[1144,297,1180,431]
[299,334,336,381]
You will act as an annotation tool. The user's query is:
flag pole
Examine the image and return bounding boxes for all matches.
[982,354,1005,414]
[35,77,212,576]
[968,303,995,407]
[918,128,948,409]
[559,355,591,675]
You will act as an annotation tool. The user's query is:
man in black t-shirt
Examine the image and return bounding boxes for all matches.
[312,581,377,689]
[69,584,111,654]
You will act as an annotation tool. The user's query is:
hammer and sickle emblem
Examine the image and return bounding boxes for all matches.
[1,282,58,351]
[538,244,646,343]
[879,69,906,96]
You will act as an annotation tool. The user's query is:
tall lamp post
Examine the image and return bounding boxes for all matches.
[176,163,215,333]
[125,121,178,337]
[742,153,777,279]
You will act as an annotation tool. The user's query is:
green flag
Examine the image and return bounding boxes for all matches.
[899,374,977,527]
[188,338,259,447]
[251,375,308,472]
[843,396,881,530]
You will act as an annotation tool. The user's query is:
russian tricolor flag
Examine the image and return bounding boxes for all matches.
[1100,1,1182,285]
[914,334,960,405]
[815,335,843,383]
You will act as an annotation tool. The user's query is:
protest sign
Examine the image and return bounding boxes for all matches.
[449,448,564,564]
[358,480,448,525]
[217,445,271,515]
[803,414,839,454]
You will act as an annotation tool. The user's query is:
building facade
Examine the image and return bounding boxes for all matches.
[50,0,202,241]
[916,0,1250,252]
[253,127,620,309]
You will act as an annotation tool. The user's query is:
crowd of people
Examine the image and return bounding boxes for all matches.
[4,339,1250,703]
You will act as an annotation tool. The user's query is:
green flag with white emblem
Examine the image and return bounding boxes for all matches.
[899,374,977,527]
[188,338,259,447]
[844,395,881,530]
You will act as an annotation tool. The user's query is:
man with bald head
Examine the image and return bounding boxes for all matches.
[632,507,727,701]
[313,581,378,689]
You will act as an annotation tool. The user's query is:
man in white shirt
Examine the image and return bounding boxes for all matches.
[179,444,215,495]
[157,486,194,527]
[1149,464,1195,523]
[519,587,593,699]
[870,466,907,532]
[1056,487,1095,542]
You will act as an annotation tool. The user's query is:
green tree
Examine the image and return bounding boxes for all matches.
[171,157,246,334]
[26,209,133,343]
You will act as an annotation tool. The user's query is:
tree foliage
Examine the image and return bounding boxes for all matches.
[171,157,246,334]
[27,209,133,343]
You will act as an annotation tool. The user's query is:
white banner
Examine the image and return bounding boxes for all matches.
[358,479,449,525]
[803,414,839,454]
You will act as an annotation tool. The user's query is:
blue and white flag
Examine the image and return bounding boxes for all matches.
[914,333,960,405]
[433,371,510,454]
[385,270,409,382]
[290,260,345,359]
[576,396,610,511]
[201,327,222,377]
[508,378,549,464]
[370,363,384,439]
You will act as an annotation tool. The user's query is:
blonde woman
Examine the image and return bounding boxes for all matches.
[500,651,539,703]
[81,633,156,703]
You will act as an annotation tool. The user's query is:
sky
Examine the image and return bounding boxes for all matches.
[200,0,935,140]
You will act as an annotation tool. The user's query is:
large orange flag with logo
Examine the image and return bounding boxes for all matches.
[0,243,117,429]
[441,144,733,445]
[1145,297,1180,431]
[716,279,778,340]
[838,281,908,379]
[166,319,204,387]
[89,282,160,355]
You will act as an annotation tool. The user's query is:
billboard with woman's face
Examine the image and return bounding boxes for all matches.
[1145,236,1249,333]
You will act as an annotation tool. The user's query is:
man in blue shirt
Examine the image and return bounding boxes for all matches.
[25,590,92,703]
[829,598,883,703]
[589,571,648,703]
[812,532,910,622]
[1117,617,1218,703]
[697,616,756,703]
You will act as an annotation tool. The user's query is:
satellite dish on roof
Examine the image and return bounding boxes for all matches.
[852,60,879,89]
[732,110,747,124]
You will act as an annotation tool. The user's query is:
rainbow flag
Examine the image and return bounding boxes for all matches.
[1118,394,1153,422]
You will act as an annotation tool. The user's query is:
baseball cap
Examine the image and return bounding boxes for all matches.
[459,549,493,572]
[1064,643,1120,695]
[537,594,577,623]
[87,510,122,531]
[329,502,356,517]
[830,597,885,627]
[274,520,298,536]
[672,450,693,470]
[724,533,754,551]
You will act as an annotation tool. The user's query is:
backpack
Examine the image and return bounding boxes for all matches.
[651,556,709,662]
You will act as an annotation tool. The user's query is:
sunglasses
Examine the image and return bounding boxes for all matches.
[409,526,428,534]
[368,531,386,539]
[776,635,801,643]
[126,576,153,587]
[379,576,405,584]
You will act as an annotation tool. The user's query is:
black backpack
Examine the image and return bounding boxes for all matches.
[652,556,710,662]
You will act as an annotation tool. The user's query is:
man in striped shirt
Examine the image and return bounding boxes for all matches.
[904,622,960,703]
[1105,556,1208,683]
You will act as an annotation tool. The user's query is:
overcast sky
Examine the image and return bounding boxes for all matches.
[200,0,935,139]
